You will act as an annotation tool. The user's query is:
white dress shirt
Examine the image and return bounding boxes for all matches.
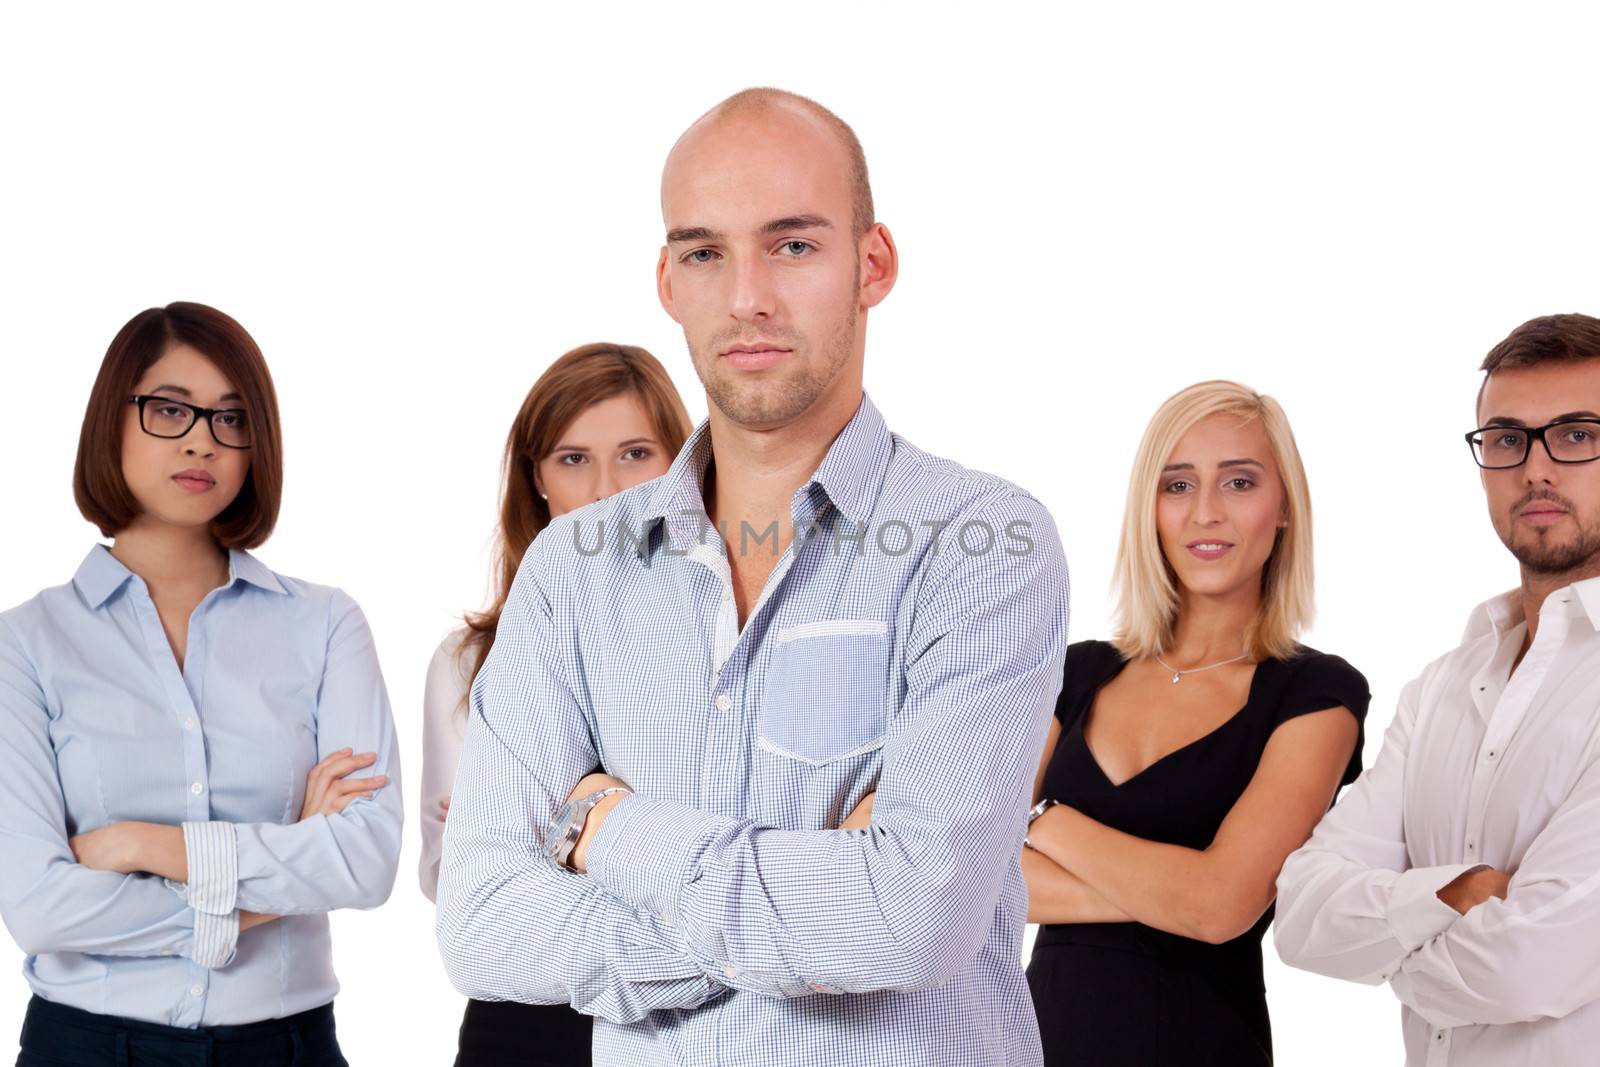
[1274,577,1600,1066]
[418,628,470,902]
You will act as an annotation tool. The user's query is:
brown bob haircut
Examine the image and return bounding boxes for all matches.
[457,342,693,705]
[73,302,283,549]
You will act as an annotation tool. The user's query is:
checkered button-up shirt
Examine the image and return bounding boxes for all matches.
[437,391,1069,1066]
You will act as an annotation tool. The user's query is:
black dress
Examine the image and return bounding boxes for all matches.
[454,1000,592,1067]
[1027,641,1369,1066]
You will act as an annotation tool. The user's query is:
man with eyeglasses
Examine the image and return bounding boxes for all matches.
[1274,313,1600,1065]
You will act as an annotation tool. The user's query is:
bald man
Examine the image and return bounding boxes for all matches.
[437,88,1069,1067]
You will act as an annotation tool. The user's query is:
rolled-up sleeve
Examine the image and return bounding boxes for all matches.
[226,590,403,915]
[585,492,1070,997]
[0,619,205,961]
[179,820,240,967]
[435,538,730,1023]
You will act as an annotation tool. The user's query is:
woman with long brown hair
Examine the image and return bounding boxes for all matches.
[418,342,693,1067]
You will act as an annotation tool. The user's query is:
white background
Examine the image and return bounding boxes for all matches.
[2,2,1599,1063]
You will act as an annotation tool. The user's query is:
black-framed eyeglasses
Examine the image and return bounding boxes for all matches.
[128,395,253,449]
[1465,419,1600,470]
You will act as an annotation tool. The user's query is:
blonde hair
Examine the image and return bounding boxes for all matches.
[1111,380,1314,663]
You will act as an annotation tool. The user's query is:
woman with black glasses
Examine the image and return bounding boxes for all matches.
[0,303,401,1066]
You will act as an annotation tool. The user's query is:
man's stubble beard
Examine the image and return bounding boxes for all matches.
[1507,525,1600,576]
[1500,492,1600,578]
[689,293,859,428]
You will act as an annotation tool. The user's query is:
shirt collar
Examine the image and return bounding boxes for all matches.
[1462,576,1600,642]
[72,545,135,609]
[807,392,893,527]
[226,548,290,596]
[635,391,893,559]
[72,544,287,609]
[1567,575,1600,629]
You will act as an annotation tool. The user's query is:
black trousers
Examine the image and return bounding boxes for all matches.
[16,995,347,1067]
[454,998,592,1067]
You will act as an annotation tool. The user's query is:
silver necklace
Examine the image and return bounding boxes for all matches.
[1153,651,1249,684]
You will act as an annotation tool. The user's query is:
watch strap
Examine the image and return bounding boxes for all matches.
[1024,797,1060,849]
[545,786,631,868]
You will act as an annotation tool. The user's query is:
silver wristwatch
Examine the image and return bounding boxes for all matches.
[543,787,631,868]
[1024,797,1060,848]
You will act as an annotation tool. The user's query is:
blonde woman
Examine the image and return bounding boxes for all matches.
[1023,381,1369,1066]
[420,342,692,1067]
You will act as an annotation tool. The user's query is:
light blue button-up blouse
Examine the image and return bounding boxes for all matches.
[0,545,402,1027]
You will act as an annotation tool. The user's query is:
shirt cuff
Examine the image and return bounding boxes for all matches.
[191,907,240,969]
[1384,863,1482,952]
[585,795,733,920]
[181,821,240,969]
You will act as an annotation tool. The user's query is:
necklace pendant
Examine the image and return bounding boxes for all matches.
[1171,671,1182,684]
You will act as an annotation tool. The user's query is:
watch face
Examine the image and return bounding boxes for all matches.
[543,798,579,857]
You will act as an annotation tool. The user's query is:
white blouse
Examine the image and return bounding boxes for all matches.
[1275,578,1600,1066]
[418,628,473,903]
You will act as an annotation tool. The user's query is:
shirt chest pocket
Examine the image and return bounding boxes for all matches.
[758,620,889,766]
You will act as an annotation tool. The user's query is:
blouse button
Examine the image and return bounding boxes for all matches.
[190,983,204,997]
[184,718,196,731]
[715,693,732,712]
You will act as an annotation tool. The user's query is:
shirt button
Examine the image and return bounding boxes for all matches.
[1486,749,1498,761]
[190,984,204,997]
[714,693,732,712]
[184,718,196,731]
[722,965,739,979]
[190,782,204,795]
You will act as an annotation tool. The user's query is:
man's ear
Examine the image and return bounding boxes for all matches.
[858,223,899,310]
[656,246,680,322]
